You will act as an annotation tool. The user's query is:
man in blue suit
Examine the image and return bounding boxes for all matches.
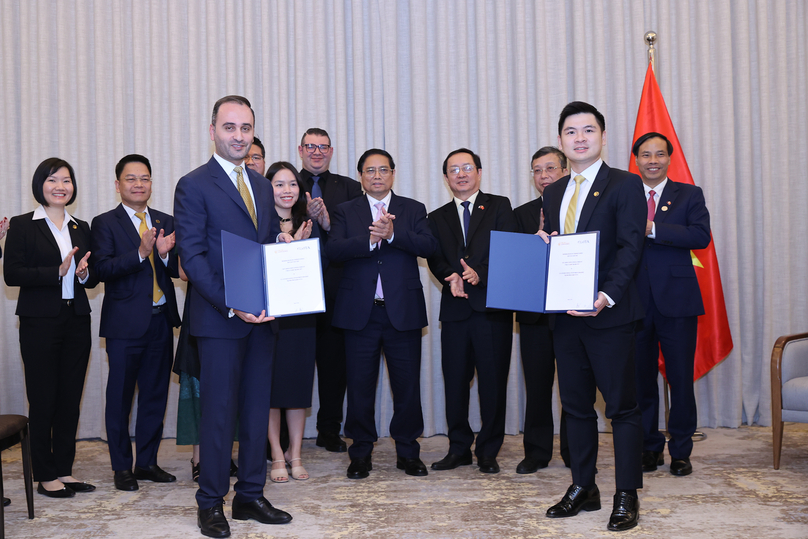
[327,149,437,479]
[541,102,647,532]
[92,154,180,491]
[174,96,291,538]
[631,132,711,477]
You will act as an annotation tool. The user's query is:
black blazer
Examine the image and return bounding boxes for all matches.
[542,163,646,329]
[4,211,99,317]
[514,197,548,325]
[635,179,711,319]
[300,169,363,300]
[327,192,437,332]
[427,191,517,322]
[91,204,181,339]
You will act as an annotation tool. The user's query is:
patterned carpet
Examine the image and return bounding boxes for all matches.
[2,425,807,538]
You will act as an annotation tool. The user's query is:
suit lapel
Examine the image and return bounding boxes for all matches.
[655,180,680,224]
[466,191,489,243]
[577,164,611,232]
[441,201,464,246]
[208,157,253,224]
[546,177,569,233]
[114,204,142,247]
[354,195,374,226]
[34,218,60,253]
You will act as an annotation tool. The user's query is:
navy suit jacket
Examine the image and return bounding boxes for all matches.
[174,156,280,339]
[427,191,517,322]
[635,179,711,318]
[542,163,647,329]
[327,192,437,332]
[91,204,181,339]
[4,211,98,317]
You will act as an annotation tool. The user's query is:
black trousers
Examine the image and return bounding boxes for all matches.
[519,322,569,463]
[314,301,347,435]
[553,315,643,491]
[441,310,513,459]
[105,311,174,471]
[19,302,91,482]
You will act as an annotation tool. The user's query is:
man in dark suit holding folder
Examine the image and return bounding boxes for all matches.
[539,102,646,532]
[174,95,291,538]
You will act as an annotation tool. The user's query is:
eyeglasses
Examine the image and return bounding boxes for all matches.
[245,154,264,162]
[363,167,392,177]
[447,164,476,176]
[302,143,331,154]
[532,165,561,175]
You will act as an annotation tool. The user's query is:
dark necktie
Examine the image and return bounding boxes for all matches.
[311,175,322,199]
[461,201,471,244]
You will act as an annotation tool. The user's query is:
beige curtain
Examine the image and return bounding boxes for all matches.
[1,0,805,440]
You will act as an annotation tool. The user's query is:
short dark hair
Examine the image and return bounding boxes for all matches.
[631,131,674,157]
[265,161,308,233]
[531,146,567,169]
[115,154,152,181]
[357,149,395,174]
[251,136,266,158]
[300,128,331,146]
[211,95,255,126]
[32,158,78,207]
[442,148,482,175]
[558,101,606,135]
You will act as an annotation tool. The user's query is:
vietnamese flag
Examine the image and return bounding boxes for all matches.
[629,61,733,380]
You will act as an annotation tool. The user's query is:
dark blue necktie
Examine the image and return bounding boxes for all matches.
[311,176,322,199]
[461,201,471,244]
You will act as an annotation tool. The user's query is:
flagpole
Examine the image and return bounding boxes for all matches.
[643,29,706,444]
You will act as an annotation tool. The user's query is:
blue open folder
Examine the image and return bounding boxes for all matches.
[486,230,599,313]
[221,230,326,317]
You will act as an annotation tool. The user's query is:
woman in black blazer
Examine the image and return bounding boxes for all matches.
[3,158,99,498]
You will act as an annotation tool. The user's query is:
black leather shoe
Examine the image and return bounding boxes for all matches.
[431,451,473,470]
[477,457,500,474]
[3,497,9,506]
[134,464,176,483]
[316,432,347,452]
[396,456,428,476]
[229,459,238,477]
[546,484,601,518]
[670,458,692,476]
[641,450,664,472]
[607,491,639,531]
[37,482,75,498]
[516,456,548,474]
[231,496,292,524]
[114,470,139,491]
[347,455,372,479]
[198,503,230,538]
[62,481,96,493]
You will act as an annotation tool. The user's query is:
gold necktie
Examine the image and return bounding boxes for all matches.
[564,175,586,234]
[235,166,258,229]
[135,212,164,303]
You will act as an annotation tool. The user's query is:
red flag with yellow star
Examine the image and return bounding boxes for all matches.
[629,61,733,380]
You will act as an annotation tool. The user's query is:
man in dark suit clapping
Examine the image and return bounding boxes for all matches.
[91,154,180,491]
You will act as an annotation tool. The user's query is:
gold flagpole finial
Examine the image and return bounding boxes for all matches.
[645,31,657,72]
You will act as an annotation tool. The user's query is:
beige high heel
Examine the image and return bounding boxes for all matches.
[286,458,309,480]
[269,460,288,483]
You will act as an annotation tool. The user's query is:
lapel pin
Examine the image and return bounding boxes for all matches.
[661,206,668,211]
[155,219,160,224]
[478,205,484,210]
[593,191,600,197]
[72,224,77,229]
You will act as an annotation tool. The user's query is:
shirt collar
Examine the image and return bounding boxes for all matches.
[453,190,480,210]
[367,191,392,211]
[213,152,243,178]
[643,177,668,196]
[32,205,76,225]
[121,203,149,219]
[569,159,604,185]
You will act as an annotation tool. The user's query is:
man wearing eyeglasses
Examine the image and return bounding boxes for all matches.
[327,149,437,479]
[244,136,266,176]
[426,148,517,475]
[513,146,571,474]
[298,128,363,453]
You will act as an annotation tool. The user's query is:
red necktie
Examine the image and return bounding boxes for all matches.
[647,190,656,221]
